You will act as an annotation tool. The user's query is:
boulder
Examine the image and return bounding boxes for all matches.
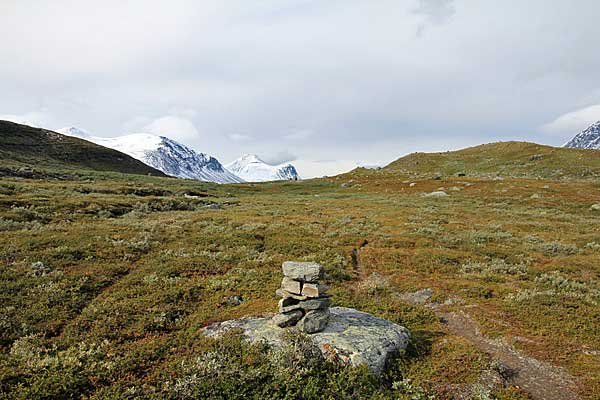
[282,261,323,282]
[203,306,411,375]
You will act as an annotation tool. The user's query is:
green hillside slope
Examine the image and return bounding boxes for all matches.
[384,141,600,180]
[0,120,165,177]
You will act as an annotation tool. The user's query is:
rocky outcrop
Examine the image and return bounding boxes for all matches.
[203,307,410,375]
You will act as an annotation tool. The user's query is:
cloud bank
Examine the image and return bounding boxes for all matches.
[2,1,600,177]
[541,104,600,136]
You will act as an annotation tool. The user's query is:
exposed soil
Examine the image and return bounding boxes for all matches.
[437,310,580,400]
[398,287,582,400]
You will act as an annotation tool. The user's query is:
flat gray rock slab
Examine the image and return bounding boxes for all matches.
[282,261,323,282]
[203,306,411,375]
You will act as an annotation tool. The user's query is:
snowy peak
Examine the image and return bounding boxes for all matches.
[58,126,93,139]
[226,154,299,182]
[58,127,244,184]
[238,153,263,163]
[564,121,600,150]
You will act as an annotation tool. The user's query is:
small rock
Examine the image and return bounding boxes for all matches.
[297,308,330,334]
[358,272,389,293]
[280,297,331,313]
[433,173,443,180]
[301,283,328,298]
[275,288,309,300]
[203,204,221,210]
[424,191,448,198]
[272,310,304,327]
[281,277,302,295]
[278,297,300,310]
[530,193,542,199]
[226,295,243,306]
[443,297,464,306]
[396,288,434,305]
[30,261,51,276]
[282,261,323,282]
[590,203,600,211]
[409,182,416,187]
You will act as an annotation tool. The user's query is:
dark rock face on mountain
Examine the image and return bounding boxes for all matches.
[564,121,600,150]
[142,136,244,183]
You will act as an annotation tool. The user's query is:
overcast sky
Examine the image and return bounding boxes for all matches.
[2,0,600,177]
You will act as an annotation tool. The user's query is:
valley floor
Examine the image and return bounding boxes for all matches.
[1,167,599,399]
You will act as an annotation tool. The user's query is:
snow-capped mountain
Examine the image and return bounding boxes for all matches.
[225,154,299,182]
[58,127,244,183]
[564,121,600,150]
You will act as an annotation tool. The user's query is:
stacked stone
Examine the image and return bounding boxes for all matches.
[272,261,331,334]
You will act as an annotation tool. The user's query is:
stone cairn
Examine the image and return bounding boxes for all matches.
[271,261,331,334]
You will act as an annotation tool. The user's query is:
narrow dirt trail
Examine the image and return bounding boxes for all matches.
[352,243,581,399]
[351,239,369,279]
[438,310,580,400]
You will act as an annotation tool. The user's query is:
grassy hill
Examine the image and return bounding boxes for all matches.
[384,141,600,180]
[0,120,165,177]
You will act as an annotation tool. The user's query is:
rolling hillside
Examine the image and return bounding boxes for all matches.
[384,141,600,180]
[0,120,166,177]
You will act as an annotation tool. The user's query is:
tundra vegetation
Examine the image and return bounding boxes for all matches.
[1,145,600,399]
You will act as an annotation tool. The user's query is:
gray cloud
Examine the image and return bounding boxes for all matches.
[413,0,456,36]
[261,150,297,165]
[412,0,455,24]
[2,1,600,177]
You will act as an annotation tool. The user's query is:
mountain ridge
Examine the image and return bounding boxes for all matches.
[58,128,244,184]
[563,121,600,149]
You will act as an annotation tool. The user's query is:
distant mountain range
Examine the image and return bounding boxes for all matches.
[563,121,600,150]
[226,154,299,182]
[58,127,300,184]
[58,127,243,184]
